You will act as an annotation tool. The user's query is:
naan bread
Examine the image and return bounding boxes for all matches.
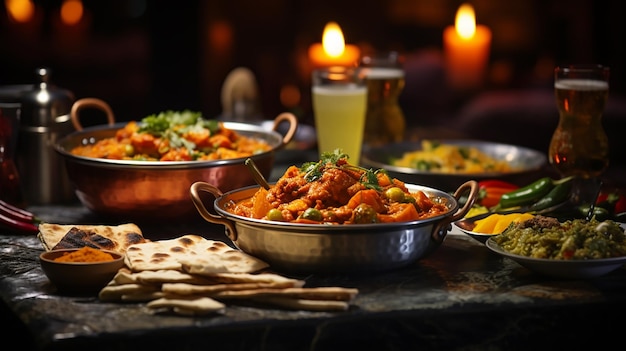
[98,283,161,302]
[38,223,146,254]
[247,296,350,312]
[210,286,359,302]
[134,270,216,285]
[161,280,303,296]
[124,234,269,273]
[97,235,359,314]
[179,272,306,286]
[147,296,225,315]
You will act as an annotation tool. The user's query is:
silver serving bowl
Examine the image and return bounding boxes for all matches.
[55,98,297,220]
[190,180,479,274]
[361,140,547,192]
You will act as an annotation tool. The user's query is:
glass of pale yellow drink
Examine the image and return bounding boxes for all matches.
[311,66,367,165]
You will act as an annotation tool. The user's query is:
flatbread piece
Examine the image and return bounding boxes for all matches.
[38,222,146,254]
[147,296,225,315]
[124,234,269,273]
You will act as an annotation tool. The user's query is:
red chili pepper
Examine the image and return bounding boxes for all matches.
[595,190,626,215]
[0,200,39,234]
[477,179,519,208]
[478,180,520,190]
[0,199,35,222]
[0,212,39,234]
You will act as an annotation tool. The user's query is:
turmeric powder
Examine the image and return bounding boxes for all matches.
[54,246,115,262]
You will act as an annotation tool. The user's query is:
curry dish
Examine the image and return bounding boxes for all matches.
[225,150,449,224]
[70,110,272,161]
[393,140,515,174]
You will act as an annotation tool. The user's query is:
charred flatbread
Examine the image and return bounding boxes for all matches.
[38,223,146,254]
[124,234,269,273]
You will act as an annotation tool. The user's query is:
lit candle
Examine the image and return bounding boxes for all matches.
[443,3,492,90]
[308,22,360,68]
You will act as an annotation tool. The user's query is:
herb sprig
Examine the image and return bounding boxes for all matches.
[137,110,220,152]
[299,149,388,191]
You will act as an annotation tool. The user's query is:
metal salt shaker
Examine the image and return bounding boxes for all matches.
[17,68,76,205]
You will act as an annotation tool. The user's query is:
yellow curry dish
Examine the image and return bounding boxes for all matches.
[70,110,272,161]
[225,150,450,224]
[392,140,516,174]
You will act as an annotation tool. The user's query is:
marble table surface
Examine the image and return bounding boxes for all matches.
[2,149,626,350]
[2,206,625,351]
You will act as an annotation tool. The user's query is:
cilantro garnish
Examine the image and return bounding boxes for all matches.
[299,149,388,191]
[137,110,219,153]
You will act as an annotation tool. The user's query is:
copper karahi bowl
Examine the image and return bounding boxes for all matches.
[190,180,478,274]
[55,98,297,221]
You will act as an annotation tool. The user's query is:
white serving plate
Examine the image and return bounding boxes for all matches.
[485,237,626,279]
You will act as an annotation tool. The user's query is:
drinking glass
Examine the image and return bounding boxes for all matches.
[359,51,406,145]
[549,64,610,205]
[311,66,367,165]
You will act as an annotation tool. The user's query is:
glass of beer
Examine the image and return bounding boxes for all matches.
[311,66,367,165]
[359,52,406,145]
[549,64,610,205]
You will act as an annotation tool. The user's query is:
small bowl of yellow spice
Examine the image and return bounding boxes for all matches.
[40,247,125,294]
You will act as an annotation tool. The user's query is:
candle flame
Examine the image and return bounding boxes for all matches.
[455,3,476,39]
[5,0,35,23]
[60,0,83,25]
[321,22,346,58]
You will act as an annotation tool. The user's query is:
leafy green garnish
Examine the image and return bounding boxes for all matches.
[137,110,219,153]
[458,146,471,159]
[299,149,387,191]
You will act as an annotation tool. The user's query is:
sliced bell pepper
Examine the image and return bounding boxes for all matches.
[477,179,519,208]
[596,190,626,215]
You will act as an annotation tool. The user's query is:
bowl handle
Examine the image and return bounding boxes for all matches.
[272,112,298,146]
[431,180,479,243]
[70,98,116,131]
[190,181,239,242]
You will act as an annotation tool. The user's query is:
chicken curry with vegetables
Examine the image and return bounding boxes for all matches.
[225,150,450,224]
[70,110,272,161]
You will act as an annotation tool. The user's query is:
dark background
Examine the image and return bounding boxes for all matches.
[1,0,625,166]
[1,0,624,119]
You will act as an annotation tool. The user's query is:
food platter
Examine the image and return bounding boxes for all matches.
[485,237,626,279]
[53,98,298,220]
[191,181,478,274]
[452,221,495,244]
[361,139,547,191]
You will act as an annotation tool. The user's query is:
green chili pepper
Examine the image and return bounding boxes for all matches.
[577,205,610,221]
[498,177,554,209]
[528,178,572,212]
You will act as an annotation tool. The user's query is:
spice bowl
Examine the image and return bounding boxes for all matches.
[39,248,125,294]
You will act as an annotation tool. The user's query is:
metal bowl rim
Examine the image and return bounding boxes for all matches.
[54,121,285,169]
[212,183,460,234]
[361,139,547,177]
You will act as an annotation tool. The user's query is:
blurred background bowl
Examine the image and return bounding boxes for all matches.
[39,248,124,294]
[361,139,547,192]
